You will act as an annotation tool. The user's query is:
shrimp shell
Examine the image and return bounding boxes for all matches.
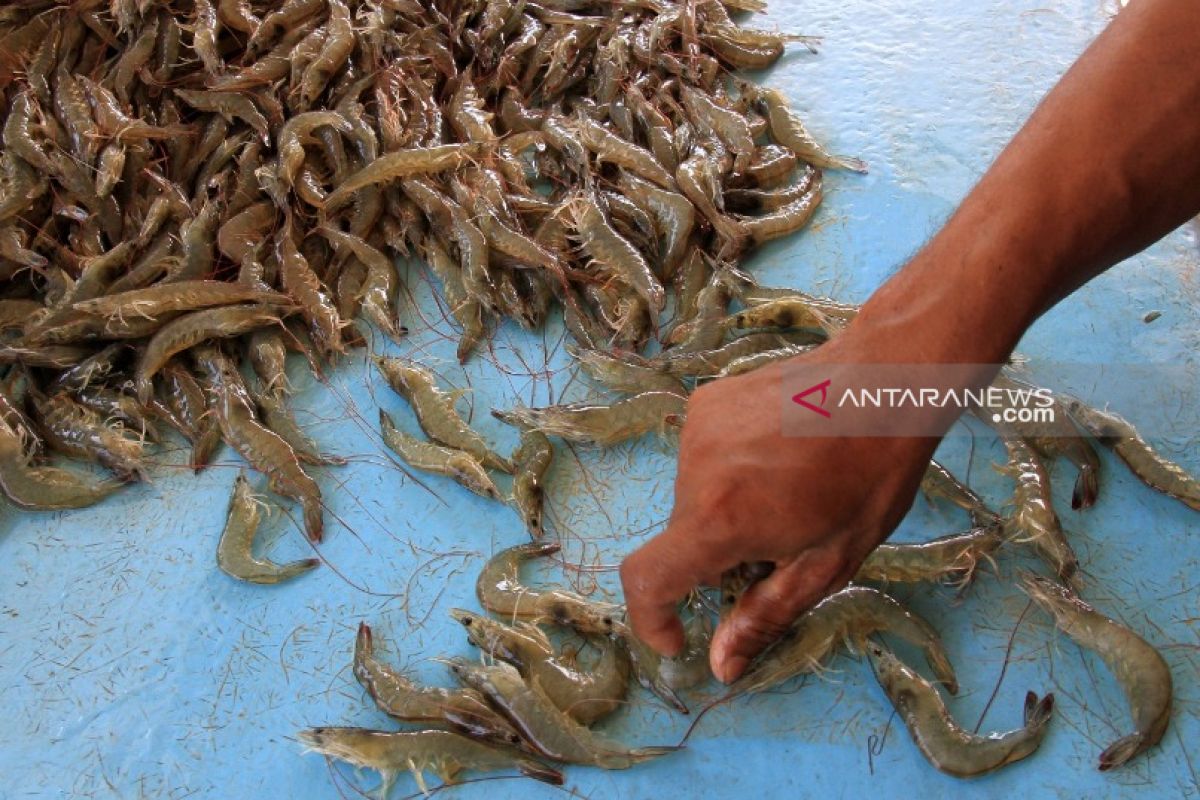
[1021,573,1172,770]
[217,472,319,584]
[868,642,1053,778]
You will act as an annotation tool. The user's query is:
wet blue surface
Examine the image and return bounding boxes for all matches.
[2,1,1198,798]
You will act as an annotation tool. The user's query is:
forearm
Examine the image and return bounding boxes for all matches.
[853,0,1200,368]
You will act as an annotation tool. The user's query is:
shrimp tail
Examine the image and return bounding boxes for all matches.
[1024,691,1055,734]
[1071,466,1099,510]
[1099,732,1145,771]
[517,760,565,786]
[628,745,684,762]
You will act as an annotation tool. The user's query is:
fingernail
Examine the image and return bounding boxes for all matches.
[718,655,748,684]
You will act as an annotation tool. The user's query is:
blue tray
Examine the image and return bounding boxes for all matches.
[3,1,1197,797]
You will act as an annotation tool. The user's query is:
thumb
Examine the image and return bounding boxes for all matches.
[710,548,843,683]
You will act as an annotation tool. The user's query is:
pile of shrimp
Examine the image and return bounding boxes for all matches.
[0,0,1195,794]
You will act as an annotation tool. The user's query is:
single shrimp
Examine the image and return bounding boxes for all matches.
[375,356,511,473]
[324,144,484,210]
[653,333,799,379]
[725,164,820,213]
[1020,573,1171,770]
[352,621,524,744]
[451,609,631,726]
[728,586,959,698]
[616,171,695,276]
[569,345,687,395]
[0,420,123,510]
[174,89,270,143]
[507,428,554,539]
[475,542,624,637]
[299,0,353,107]
[998,437,1079,586]
[921,459,1002,526]
[298,727,563,795]
[276,215,345,359]
[1062,396,1200,513]
[379,409,500,500]
[38,393,148,482]
[681,85,755,173]
[419,235,485,363]
[856,525,1006,588]
[737,172,824,244]
[217,0,260,35]
[755,87,868,173]
[134,305,285,403]
[867,641,1053,778]
[196,346,324,542]
[623,592,713,711]
[564,194,666,313]
[448,660,678,769]
[717,343,817,378]
[217,472,319,584]
[494,390,687,447]
[257,392,344,467]
[572,113,676,189]
[318,225,405,343]
[160,361,222,471]
[676,148,747,248]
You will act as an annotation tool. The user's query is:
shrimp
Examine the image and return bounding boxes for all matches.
[451,609,631,726]
[38,393,148,482]
[246,329,290,398]
[1022,572,1173,770]
[379,409,500,500]
[572,113,676,189]
[160,360,222,471]
[569,345,686,395]
[725,164,820,213]
[737,172,824,244]
[731,295,834,334]
[420,235,485,363]
[217,0,260,35]
[856,525,1006,588]
[728,586,959,698]
[196,346,324,542]
[448,660,678,769]
[324,144,484,210]
[921,459,1002,526]
[475,542,624,637]
[1063,396,1200,513]
[717,343,816,378]
[134,305,285,402]
[623,592,713,709]
[275,111,352,189]
[298,728,562,795]
[257,392,344,466]
[507,428,554,539]
[0,420,122,510]
[999,437,1079,585]
[755,87,868,173]
[299,0,353,107]
[653,333,799,379]
[318,225,405,343]
[565,195,666,313]
[217,472,319,584]
[375,356,511,473]
[276,215,345,358]
[676,148,746,248]
[352,622,526,750]
[495,391,687,447]
[174,89,270,143]
[681,85,755,172]
[867,642,1054,778]
[192,0,223,75]
[616,171,696,276]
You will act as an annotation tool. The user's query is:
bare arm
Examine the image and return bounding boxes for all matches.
[620,0,1200,682]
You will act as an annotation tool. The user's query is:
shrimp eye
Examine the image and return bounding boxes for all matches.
[461,617,472,626]
[602,616,613,626]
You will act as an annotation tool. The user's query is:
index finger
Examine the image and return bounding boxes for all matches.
[620,515,738,657]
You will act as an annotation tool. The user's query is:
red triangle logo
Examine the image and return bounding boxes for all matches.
[792,379,832,418]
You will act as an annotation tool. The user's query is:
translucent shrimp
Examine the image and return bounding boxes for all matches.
[855,525,1006,588]
[217,472,319,584]
[379,409,500,500]
[448,660,678,769]
[755,87,868,173]
[324,144,484,210]
[1063,396,1200,513]
[494,391,687,447]
[298,728,563,795]
[451,609,631,726]
[375,356,511,473]
[0,420,122,510]
[564,195,666,313]
[728,586,959,698]
[998,437,1079,586]
[508,428,554,539]
[868,642,1053,778]
[1021,573,1172,770]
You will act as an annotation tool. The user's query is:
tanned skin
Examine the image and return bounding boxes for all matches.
[621,0,1200,683]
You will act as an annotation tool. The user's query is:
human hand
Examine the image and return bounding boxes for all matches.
[619,335,948,683]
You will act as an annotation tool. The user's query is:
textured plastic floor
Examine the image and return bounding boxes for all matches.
[3,1,1198,798]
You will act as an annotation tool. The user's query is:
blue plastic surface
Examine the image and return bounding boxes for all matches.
[3,1,1198,797]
